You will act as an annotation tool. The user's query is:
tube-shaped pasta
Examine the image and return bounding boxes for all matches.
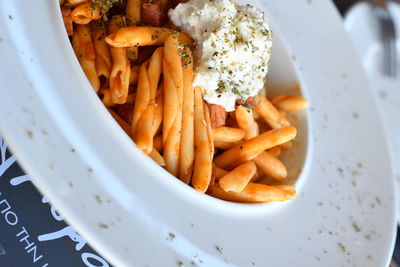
[279,141,292,150]
[235,105,259,140]
[212,127,246,143]
[191,86,213,193]
[214,141,237,150]
[207,183,296,203]
[92,24,112,82]
[252,151,287,181]
[149,148,166,166]
[73,24,100,92]
[100,89,114,107]
[254,95,289,129]
[163,34,184,176]
[105,27,180,47]
[66,0,87,6]
[270,95,309,111]
[125,0,141,61]
[135,48,164,154]
[219,161,257,193]
[179,48,194,183]
[126,0,141,25]
[71,2,101,24]
[204,103,215,157]
[213,165,228,180]
[267,146,282,158]
[214,126,297,170]
[108,16,131,104]
[153,134,163,153]
[151,90,164,136]
[162,34,183,146]
[131,62,150,135]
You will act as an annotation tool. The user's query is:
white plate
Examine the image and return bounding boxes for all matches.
[344,1,400,223]
[0,0,397,266]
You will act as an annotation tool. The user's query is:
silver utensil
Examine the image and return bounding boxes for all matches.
[370,0,397,78]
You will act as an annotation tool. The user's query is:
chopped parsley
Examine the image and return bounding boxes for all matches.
[91,0,122,22]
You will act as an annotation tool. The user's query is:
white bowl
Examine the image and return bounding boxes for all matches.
[0,0,396,266]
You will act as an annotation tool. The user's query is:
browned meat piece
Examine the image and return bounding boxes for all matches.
[208,104,227,129]
[141,0,169,26]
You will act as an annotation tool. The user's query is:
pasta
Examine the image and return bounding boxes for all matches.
[71,2,101,24]
[105,27,180,47]
[192,86,213,193]
[134,48,163,154]
[108,15,131,104]
[61,0,308,204]
[92,24,112,82]
[179,47,195,184]
[66,0,87,6]
[163,34,184,176]
[125,0,140,61]
[72,24,100,92]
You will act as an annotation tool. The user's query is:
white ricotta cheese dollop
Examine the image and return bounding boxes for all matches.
[169,0,272,111]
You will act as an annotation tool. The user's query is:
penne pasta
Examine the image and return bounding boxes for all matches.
[213,165,229,180]
[105,26,183,47]
[207,183,296,203]
[100,89,114,107]
[62,0,307,204]
[191,86,213,193]
[73,24,100,92]
[254,95,289,129]
[235,105,259,140]
[125,0,141,61]
[267,146,282,158]
[212,127,246,143]
[126,0,141,26]
[219,161,257,193]
[162,34,183,145]
[252,151,287,181]
[214,141,237,150]
[270,95,309,111]
[279,141,292,150]
[153,134,163,153]
[71,2,101,24]
[66,0,87,6]
[151,87,164,136]
[135,48,164,154]
[131,62,150,135]
[149,148,166,166]
[163,34,184,176]
[92,24,112,82]
[204,102,215,159]
[179,48,195,184]
[108,16,131,104]
[214,126,297,170]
